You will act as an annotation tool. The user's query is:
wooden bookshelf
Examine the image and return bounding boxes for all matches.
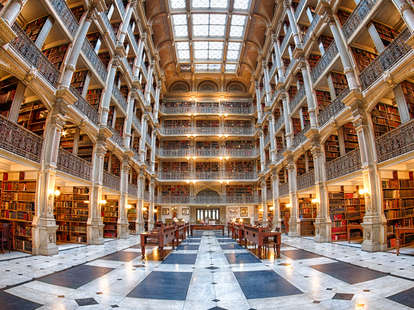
[299,196,316,236]
[42,44,69,70]
[0,172,35,253]
[0,77,18,117]
[24,16,47,42]
[344,190,365,241]
[329,191,347,241]
[373,21,398,47]
[343,122,358,153]
[54,187,89,244]
[127,205,136,233]
[316,90,331,110]
[280,203,290,234]
[331,72,348,95]
[351,47,378,72]
[371,101,401,137]
[382,171,414,248]
[17,100,48,136]
[325,134,340,162]
[102,199,118,238]
[71,70,88,94]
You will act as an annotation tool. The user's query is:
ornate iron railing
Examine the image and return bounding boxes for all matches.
[197,105,219,114]
[279,183,289,196]
[285,58,296,78]
[112,87,128,112]
[224,171,258,180]
[110,127,124,148]
[128,183,138,196]
[224,148,258,157]
[102,171,120,191]
[376,119,414,163]
[0,115,42,163]
[156,195,261,204]
[275,149,285,163]
[11,24,59,87]
[101,13,116,44]
[360,28,411,90]
[195,149,220,157]
[195,127,220,135]
[297,170,315,190]
[49,0,79,37]
[195,171,222,179]
[158,171,192,180]
[289,86,305,113]
[311,41,338,82]
[146,134,152,145]
[57,148,92,181]
[223,127,254,135]
[291,126,309,149]
[342,0,378,39]
[264,134,270,146]
[158,149,191,157]
[326,149,361,180]
[81,40,108,82]
[303,15,320,44]
[160,105,193,114]
[318,88,349,127]
[71,87,99,125]
[160,127,193,135]
[222,106,254,114]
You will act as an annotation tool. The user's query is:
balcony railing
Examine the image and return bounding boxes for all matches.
[297,170,315,190]
[342,0,378,40]
[295,0,306,19]
[144,191,150,201]
[110,127,124,148]
[223,171,258,180]
[195,171,221,179]
[291,126,309,149]
[128,27,139,52]
[376,119,414,163]
[311,41,338,82]
[146,134,152,145]
[195,127,220,135]
[224,148,258,157]
[102,171,120,191]
[157,148,258,158]
[222,106,254,114]
[195,149,220,157]
[57,148,92,181]
[326,149,361,180]
[360,28,411,90]
[303,15,320,44]
[275,149,285,163]
[71,87,99,125]
[82,40,108,82]
[112,87,128,112]
[156,195,260,204]
[158,171,258,180]
[279,183,289,196]
[285,58,296,78]
[101,13,116,44]
[158,149,191,157]
[158,171,192,180]
[128,183,138,196]
[318,88,349,127]
[160,127,193,135]
[264,134,270,146]
[274,116,284,133]
[50,0,79,37]
[11,24,59,87]
[223,127,254,135]
[289,86,305,113]
[0,115,42,163]
[132,115,141,130]
[160,105,193,114]
[160,127,254,136]
[198,106,219,114]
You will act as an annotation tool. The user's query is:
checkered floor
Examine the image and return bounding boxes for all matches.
[0,232,414,309]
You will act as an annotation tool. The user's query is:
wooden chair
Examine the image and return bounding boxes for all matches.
[0,223,12,253]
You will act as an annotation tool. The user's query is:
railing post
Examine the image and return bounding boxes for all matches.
[261,179,268,224]
[287,155,300,236]
[272,171,282,229]
[136,169,145,233]
[148,177,155,231]
[118,156,129,238]
[32,102,65,255]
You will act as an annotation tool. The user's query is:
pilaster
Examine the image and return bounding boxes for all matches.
[117,156,130,239]
[287,156,300,236]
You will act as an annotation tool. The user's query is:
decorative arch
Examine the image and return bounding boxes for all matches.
[227,81,247,93]
[169,80,190,92]
[197,80,218,92]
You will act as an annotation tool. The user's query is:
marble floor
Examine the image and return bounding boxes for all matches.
[0,232,413,309]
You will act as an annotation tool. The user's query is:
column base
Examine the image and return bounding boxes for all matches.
[117,222,129,239]
[87,222,104,245]
[314,218,332,243]
[361,215,387,252]
[288,219,300,236]
[32,219,58,256]
[0,18,16,45]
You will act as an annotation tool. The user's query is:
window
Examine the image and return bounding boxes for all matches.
[193,13,227,38]
[194,41,224,60]
[172,14,188,38]
[192,0,228,9]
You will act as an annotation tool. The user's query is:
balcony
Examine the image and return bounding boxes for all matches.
[49,0,79,37]
[102,171,121,191]
[274,116,284,133]
[360,28,411,90]
[160,126,254,136]
[160,127,193,135]
[57,148,92,181]
[291,126,309,150]
[132,115,141,131]
[318,88,349,127]
[160,105,193,114]
[157,148,258,158]
[342,0,378,40]
[198,105,219,114]
[71,87,99,125]
[145,134,152,145]
[297,170,315,190]
[224,148,258,157]
[156,194,260,205]
[311,41,338,83]
[158,171,258,180]
[263,134,270,146]
[109,127,124,148]
[326,149,361,180]
[279,182,289,196]
[195,171,221,180]
[0,115,43,163]
[289,86,305,113]
[195,127,220,135]
[158,149,191,157]
[101,13,116,44]
[128,27,139,52]
[128,184,138,196]
[11,24,59,87]
[303,16,320,45]
[112,87,128,112]
[158,171,192,180]
[195,149,220,157]
[223,127,254,135]
[82,40,108,82]
[376,119,414,163]
[275,149,285,163]
[222,105,254,114]
[285,58,296,79]
[144,191,150,201]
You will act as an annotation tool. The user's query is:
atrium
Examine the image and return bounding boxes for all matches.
[0,0,413,309]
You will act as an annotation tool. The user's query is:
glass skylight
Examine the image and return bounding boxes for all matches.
[169,0,251,73]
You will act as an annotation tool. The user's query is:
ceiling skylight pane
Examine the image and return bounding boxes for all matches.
[211,0,228,8]
[192,0,228,9]
[226,50,239,60]
[170,0,186,9]
[211,14,227,25]
[195,64,208,71]
[174,25,188,37]
[173,14,187,25]
[192,14,227,38]
[209,49,222,59]
[192,14,209,25]
[192,0,209,8]
[230,25,244,37]
[194,50,208,59]
[233,0,250,10]
[226,64,237,72]
[209,41,224,49]
[228,42,241,51]
[178,50,190,60]
[194,41,208,49]
[231,15,246,26]
[210,25,225,36]
[176,42,189,50]
[208,64,221,70]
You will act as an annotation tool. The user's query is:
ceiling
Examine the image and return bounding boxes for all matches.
[144,0,275,93]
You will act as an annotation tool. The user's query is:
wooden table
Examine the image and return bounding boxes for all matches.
[190,224,225,236]
[347,224,363,242]
[175,224,187,242]
[233,223,244,242]
[243,225,281,258]
[140,225,177,259]
[396,226,414,255]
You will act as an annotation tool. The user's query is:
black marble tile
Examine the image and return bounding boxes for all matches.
[100,251,141,262]
[205,266,219,270]
[281,249,322,260]
[0,291,42,310]
[225,253,261,264]
[311,262,386,284]
[332,293,354,300]
[162,253,198,264]
[39,265,114,289]
[234,270,302,299]
[176,244,200,251]
[127,271,192,300]
[208,307,227,310]
[75,298,99,306]
[387,287,414,308]
[220,243,244,250]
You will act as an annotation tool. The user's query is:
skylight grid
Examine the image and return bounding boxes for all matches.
[192,0,228,9]
[195,63,222,72]
[170,0,186,9]
[194,41,224,61]
[233,0,250,10]
[192,14,227,38]
[172,14,188,38]
[225,64,237,72]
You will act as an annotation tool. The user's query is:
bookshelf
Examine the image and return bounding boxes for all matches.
[127,205,136,233]
[371,101,401,137]
[24,17,47,42]
[373,21,398,47]
[382,171,414,248]
[343,122,358,153]
[299,196,317,236]
[86,89,102,107]
[17,100,48,136]
[0,77,17,117]
[71,70,88,94]
[102,199,118,238]
[331,72,348,95]
[280,203,290,233]
[308,54,321,69]
[344,190,365,241]
[325,134,340,162]
[42,44,69,70]
[337,9,351,26]
[0,172,36,253]
[54,187,89,244]
[351,47,378,72]
[316,90,331,110]
[329,191,347,241]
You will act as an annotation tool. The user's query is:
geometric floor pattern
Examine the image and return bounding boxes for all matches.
[0,232,413,309]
